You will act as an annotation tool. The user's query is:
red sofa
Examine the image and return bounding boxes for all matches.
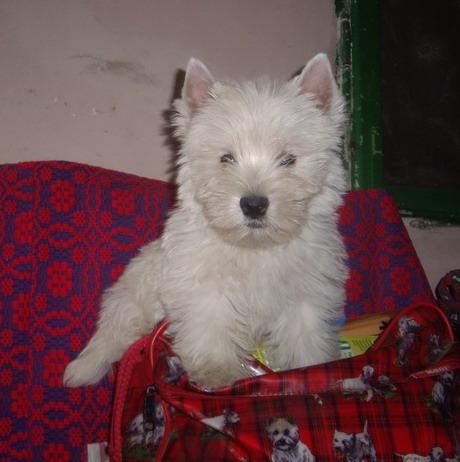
[0,161,433,461]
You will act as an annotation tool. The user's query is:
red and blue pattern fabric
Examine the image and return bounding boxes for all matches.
[0,161,433,461]
[339,189,433,319]
[0,162,173,461]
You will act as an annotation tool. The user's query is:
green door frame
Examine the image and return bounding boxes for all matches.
[335,0,460,223]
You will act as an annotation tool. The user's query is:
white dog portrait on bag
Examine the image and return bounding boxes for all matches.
[333,420,377,462]
[267,417,315,462]
[63,53,348,388]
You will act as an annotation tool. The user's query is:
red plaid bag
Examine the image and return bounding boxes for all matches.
[110,303,460,461]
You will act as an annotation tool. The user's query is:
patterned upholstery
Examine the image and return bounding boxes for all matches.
[340,189,433,318]
[0,161,432,461]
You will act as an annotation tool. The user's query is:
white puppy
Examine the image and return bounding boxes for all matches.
[201,409,240,433]
[333,421,377,462]
[126,413,145,447]
[333,429,356,461]
[267,417,315,462]
[355,421,377,462]
[64,53,347,388]
[395,447,445,462]
[126,403,165,449]
[337,365,375,401]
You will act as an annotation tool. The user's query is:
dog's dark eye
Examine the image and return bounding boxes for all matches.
[283,429,290,436]
[220,153,237,164]
[273,430,279,436]
[279,154,296,167]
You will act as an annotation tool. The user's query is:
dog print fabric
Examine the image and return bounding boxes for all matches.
[332,420,377,462]
[267,417,315,462]
[112,303,460,462]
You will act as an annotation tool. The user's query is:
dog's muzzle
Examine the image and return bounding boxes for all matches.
[240,195,269,219]
[274,437,296,451]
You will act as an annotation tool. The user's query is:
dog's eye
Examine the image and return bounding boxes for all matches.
[273,430,279,436]
[279,154,296,167]
[283,429,290,436]
[220,153,237,164]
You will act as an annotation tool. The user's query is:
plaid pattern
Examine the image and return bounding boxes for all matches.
[112,303,460,462]
[0,161,433,461]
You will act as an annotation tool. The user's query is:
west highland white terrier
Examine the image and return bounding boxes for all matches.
[64,53,348,388]
[267,417,315,462]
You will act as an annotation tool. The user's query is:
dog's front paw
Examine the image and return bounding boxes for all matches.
[188,364,249,389]
[63,354,111,387]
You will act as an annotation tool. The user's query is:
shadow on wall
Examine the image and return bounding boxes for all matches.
[162,68,186,185]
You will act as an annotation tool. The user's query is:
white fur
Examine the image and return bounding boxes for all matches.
[337,365,375,402]
[431,381,446,406]
[431,370,455,417]
[267,418,315,462]
[63,53,348,388]
[333,421,377,462]
[201,410,240,432]
[446,456,460,462]
[395,447,445,462]
[126,405,165,448]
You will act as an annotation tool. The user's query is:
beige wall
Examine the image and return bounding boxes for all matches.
[1,0,458,290]
[0,0,337,182]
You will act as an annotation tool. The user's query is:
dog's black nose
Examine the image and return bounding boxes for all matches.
[240,195,269,219]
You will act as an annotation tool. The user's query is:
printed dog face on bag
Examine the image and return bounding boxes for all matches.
[266,417,315,462]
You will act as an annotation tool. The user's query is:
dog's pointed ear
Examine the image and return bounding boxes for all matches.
[266,417,275,429]
[183,58,215,113]
[295,53,338,112]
